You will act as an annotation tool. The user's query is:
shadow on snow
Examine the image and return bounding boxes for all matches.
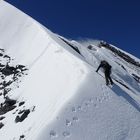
[112,84,140,112]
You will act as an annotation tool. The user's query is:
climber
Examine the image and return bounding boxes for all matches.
[96,60,114,85]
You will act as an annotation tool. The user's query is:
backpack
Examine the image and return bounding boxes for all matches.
[101,61,111,70]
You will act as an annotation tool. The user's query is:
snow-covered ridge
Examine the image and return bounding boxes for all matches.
[0,1,88,139]
[0,1,140,140]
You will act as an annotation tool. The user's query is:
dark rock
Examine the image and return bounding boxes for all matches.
[3,55,10,59]
[0,116,5,120]
[18,110,25,114]
[2,81,13,88]
[132,73,140,83]
[15,109,30,123]
[0,122,4,129]
[0,97,17,115]
[0,63,4,67]
[1,64,27,77]
[1,75,5,79]
[0,53,3,57]
[13,76,18,81]
[0,105,16,115]
[0,48,4,52]
[87,45,93,50]
[1,66,15,76]
[121,65,127,71]
[99,41,140,67]
[19,101,25,107]
[16,65,25,70]
[4,97,16,106]
[3,88,11,97]
[19,135,25,140]
[31,106,36,112]
[60,37,81,55]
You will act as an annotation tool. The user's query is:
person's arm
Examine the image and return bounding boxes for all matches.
[96,64,101,72]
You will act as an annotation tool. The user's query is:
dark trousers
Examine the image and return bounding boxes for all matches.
[104,70,113,85]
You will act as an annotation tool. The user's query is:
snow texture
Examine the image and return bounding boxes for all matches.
[0,1,140,140]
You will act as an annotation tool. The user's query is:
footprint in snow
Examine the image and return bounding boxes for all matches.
[71,107,76,112]
[50,130,58,138]
[89,98,94,104]
[77,105,82,111]
[95,97,100,102]
[102,85,110,92]
[101,85,110,98]
[66,119,72,126]
[85,101,90,107]
[62,131,71,138]
[100,96,107,101]
[72,116,79,122]
[93,103,97,107]
[92,97,103,107]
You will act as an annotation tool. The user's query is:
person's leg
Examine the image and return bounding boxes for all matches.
[108,70,114,85]
[108,75,114,85]
[105,72,109,85]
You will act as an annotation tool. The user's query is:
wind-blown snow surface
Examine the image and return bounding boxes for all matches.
[0,1,140,140]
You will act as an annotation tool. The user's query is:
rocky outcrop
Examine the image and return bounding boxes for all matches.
[99,41,140,67]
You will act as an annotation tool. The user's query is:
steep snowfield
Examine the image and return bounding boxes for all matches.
[0,1,140,140]
[0,1,87,140]
[38,41,140,140]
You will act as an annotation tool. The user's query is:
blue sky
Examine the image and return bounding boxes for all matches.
[6,0,140,58]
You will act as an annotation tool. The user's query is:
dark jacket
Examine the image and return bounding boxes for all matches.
[96,61,111,73]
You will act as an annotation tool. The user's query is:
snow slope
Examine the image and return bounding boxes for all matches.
[0,1,87,139]
[0,1,140,140]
